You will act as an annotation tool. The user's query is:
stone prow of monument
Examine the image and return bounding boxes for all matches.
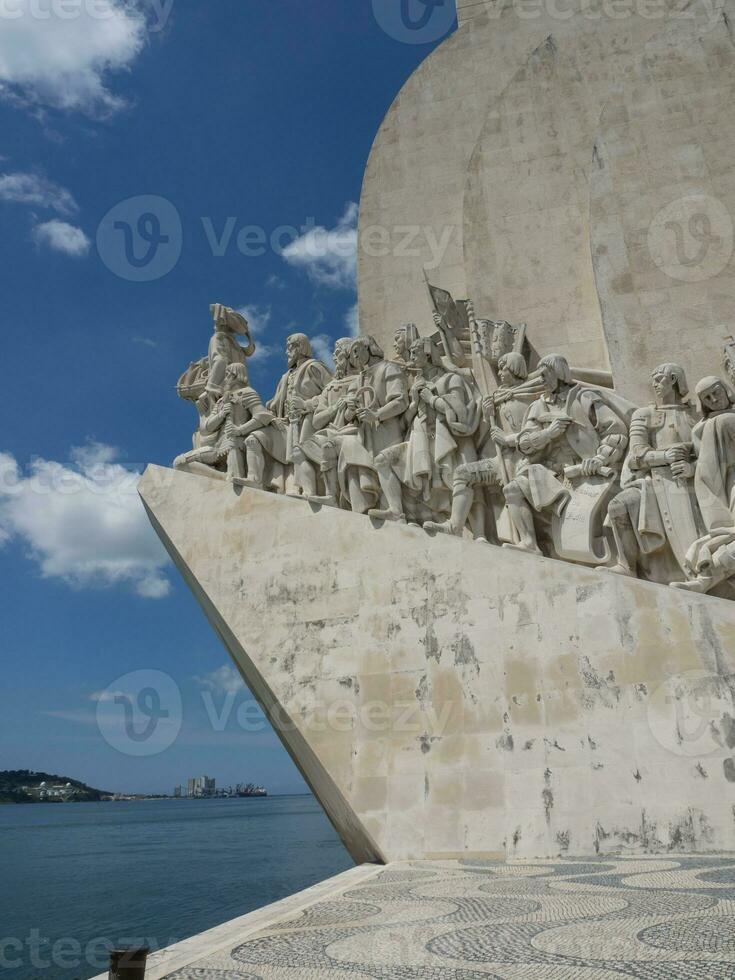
[141,466,735,862]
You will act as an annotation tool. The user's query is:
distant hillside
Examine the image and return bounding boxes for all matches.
[0,770,110,804]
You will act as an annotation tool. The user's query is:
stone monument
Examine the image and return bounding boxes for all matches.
[142,5,735,861]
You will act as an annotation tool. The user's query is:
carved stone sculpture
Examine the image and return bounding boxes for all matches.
[368,337,482,525]
[296,338,355,507]
[503,355,629,558]
[605,364,703,583]
[207,305,256,398]
[672,376,735,595]
[424,352,531,541]
[326,336,409,515]
[242,334,332,496]
[172,302,735,604]
[392,323,420,368]
[173,363,272,480]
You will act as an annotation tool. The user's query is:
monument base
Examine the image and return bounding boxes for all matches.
[141,465,735,861]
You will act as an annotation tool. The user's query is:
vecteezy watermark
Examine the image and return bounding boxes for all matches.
[647,669,735,758]
[0,0,175,33]
[97,195,183,282]
[372,0,457,43]
[94,668,458,755]
[648,194,734,284]
[97,199,458,282]
[95,670,182,757]
[0,930,175,973]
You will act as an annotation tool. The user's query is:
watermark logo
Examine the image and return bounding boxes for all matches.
[95,670,182,756]
[648,194,734,284]
[647,669,735,758]
[372,0,456,43]
[97,195,182,282]
[0,0,175,34]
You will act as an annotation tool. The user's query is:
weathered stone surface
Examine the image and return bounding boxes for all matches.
[140,465,735,862]
[358,0,735,401]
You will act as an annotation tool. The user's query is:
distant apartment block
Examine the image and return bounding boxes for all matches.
[187,775,215,798]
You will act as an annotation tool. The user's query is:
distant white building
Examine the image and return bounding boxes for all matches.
[23,781,77,801]
[187,775,215,798]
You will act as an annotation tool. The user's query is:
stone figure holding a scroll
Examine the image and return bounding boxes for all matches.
[606,363,703,583]
[503,355,629,557]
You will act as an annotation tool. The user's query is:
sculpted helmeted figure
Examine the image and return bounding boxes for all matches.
[503,355,629,556]
[605,364,703,582]
[243,334,332,495]
[368,336,482,525]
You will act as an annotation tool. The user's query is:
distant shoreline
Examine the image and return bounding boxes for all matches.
[0,792,311,805]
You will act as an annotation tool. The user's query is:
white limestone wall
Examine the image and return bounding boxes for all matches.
[359,0,735,403]
[141,466,735,861]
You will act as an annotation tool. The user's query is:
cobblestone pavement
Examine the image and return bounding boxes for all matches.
[165,856,735,979]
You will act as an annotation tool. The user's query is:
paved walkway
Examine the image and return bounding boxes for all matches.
[152,856,735,978]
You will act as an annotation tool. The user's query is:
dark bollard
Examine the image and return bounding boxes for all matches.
[108,946,149,979]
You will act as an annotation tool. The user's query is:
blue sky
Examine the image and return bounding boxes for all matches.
[0,0,456,795]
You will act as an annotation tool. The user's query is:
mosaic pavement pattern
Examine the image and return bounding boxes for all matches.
[166,856,735,978]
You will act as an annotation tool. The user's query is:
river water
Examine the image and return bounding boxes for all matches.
[0,795,352,980]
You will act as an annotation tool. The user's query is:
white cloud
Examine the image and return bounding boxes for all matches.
[248,345,278,363]
[345,302,359,337]
[0,0,148,116]
[33,219,90,256]
[0,171,77,214]
[0,445,171,599]
[310,333,335,370]
[89,688,125,703]
[265,273,285,290]
[237,305,278,362]
[281,202,358,290]
[236,304,271,337]
[194,665,244,695]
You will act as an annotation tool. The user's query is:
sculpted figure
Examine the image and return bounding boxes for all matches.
[425,352,530,540]
[243,334,332,495]
[294,338,355,506]
[503,355,629,556]
[672,376,735,594]
[605,363,702,581]
[325,336,409,514]
[488,320,517,368]
[174,364,272,480]
[207,305,256,400]
[393,323,420,367]
[368,337,482,524]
